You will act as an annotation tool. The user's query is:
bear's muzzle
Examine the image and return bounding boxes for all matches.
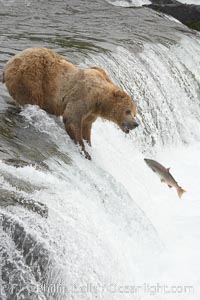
[121,120,139,133]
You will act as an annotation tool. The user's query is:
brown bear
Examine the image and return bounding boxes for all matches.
[2,47,138,159]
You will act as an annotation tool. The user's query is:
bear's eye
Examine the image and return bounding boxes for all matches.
[125,110,131,115]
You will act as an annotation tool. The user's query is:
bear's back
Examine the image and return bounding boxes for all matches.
[3,47,77,114]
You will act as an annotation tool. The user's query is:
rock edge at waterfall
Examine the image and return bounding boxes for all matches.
[145,0,200,31]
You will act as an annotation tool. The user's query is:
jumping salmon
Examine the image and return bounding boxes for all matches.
[144,158,186,198]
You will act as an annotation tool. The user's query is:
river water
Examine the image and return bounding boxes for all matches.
[0,0,200,299]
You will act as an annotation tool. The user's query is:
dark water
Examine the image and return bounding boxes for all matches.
[0,1,200,299]
[0,0,192,64]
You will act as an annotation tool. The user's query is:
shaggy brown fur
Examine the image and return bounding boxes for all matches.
[3,47,138,159]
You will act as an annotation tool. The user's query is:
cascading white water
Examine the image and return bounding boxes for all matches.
[179,0,200,3]
[106,0,151,7]
[86,35,200,152]
[107,0,200,6]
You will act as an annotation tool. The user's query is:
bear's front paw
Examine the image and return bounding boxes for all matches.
[83,150,91,160]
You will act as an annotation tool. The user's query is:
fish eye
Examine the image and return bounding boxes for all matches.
[125,109,131,115]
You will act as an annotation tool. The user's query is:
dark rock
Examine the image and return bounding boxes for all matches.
[150,0,180,4]
[146,1,200,31]
[0,105,71,167]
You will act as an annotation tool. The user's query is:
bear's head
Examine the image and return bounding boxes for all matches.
[107,88,139,134]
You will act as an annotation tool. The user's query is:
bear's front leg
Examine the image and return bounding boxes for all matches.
[82,123,92,146]
[65,122,91,160]
[63,107,91,160]
[82,114,97,146]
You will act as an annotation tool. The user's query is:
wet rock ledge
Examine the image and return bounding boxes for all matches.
[146,0,200,31]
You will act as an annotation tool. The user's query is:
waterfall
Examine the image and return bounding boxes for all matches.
[86,34,200,152]
[1,2,200,298]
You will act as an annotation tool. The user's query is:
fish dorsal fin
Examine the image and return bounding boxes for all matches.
[167,167,170,172]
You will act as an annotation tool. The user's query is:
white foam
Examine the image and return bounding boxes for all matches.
[2,103,200,298]
[178,0,200,4]
[106,0,151,7]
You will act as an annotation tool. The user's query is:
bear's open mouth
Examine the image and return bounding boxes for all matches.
[121,126,130,134]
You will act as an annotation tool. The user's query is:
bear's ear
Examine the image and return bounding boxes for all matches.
[113,89,124,99]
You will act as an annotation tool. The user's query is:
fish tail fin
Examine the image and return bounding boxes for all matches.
[177,187,186,199]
